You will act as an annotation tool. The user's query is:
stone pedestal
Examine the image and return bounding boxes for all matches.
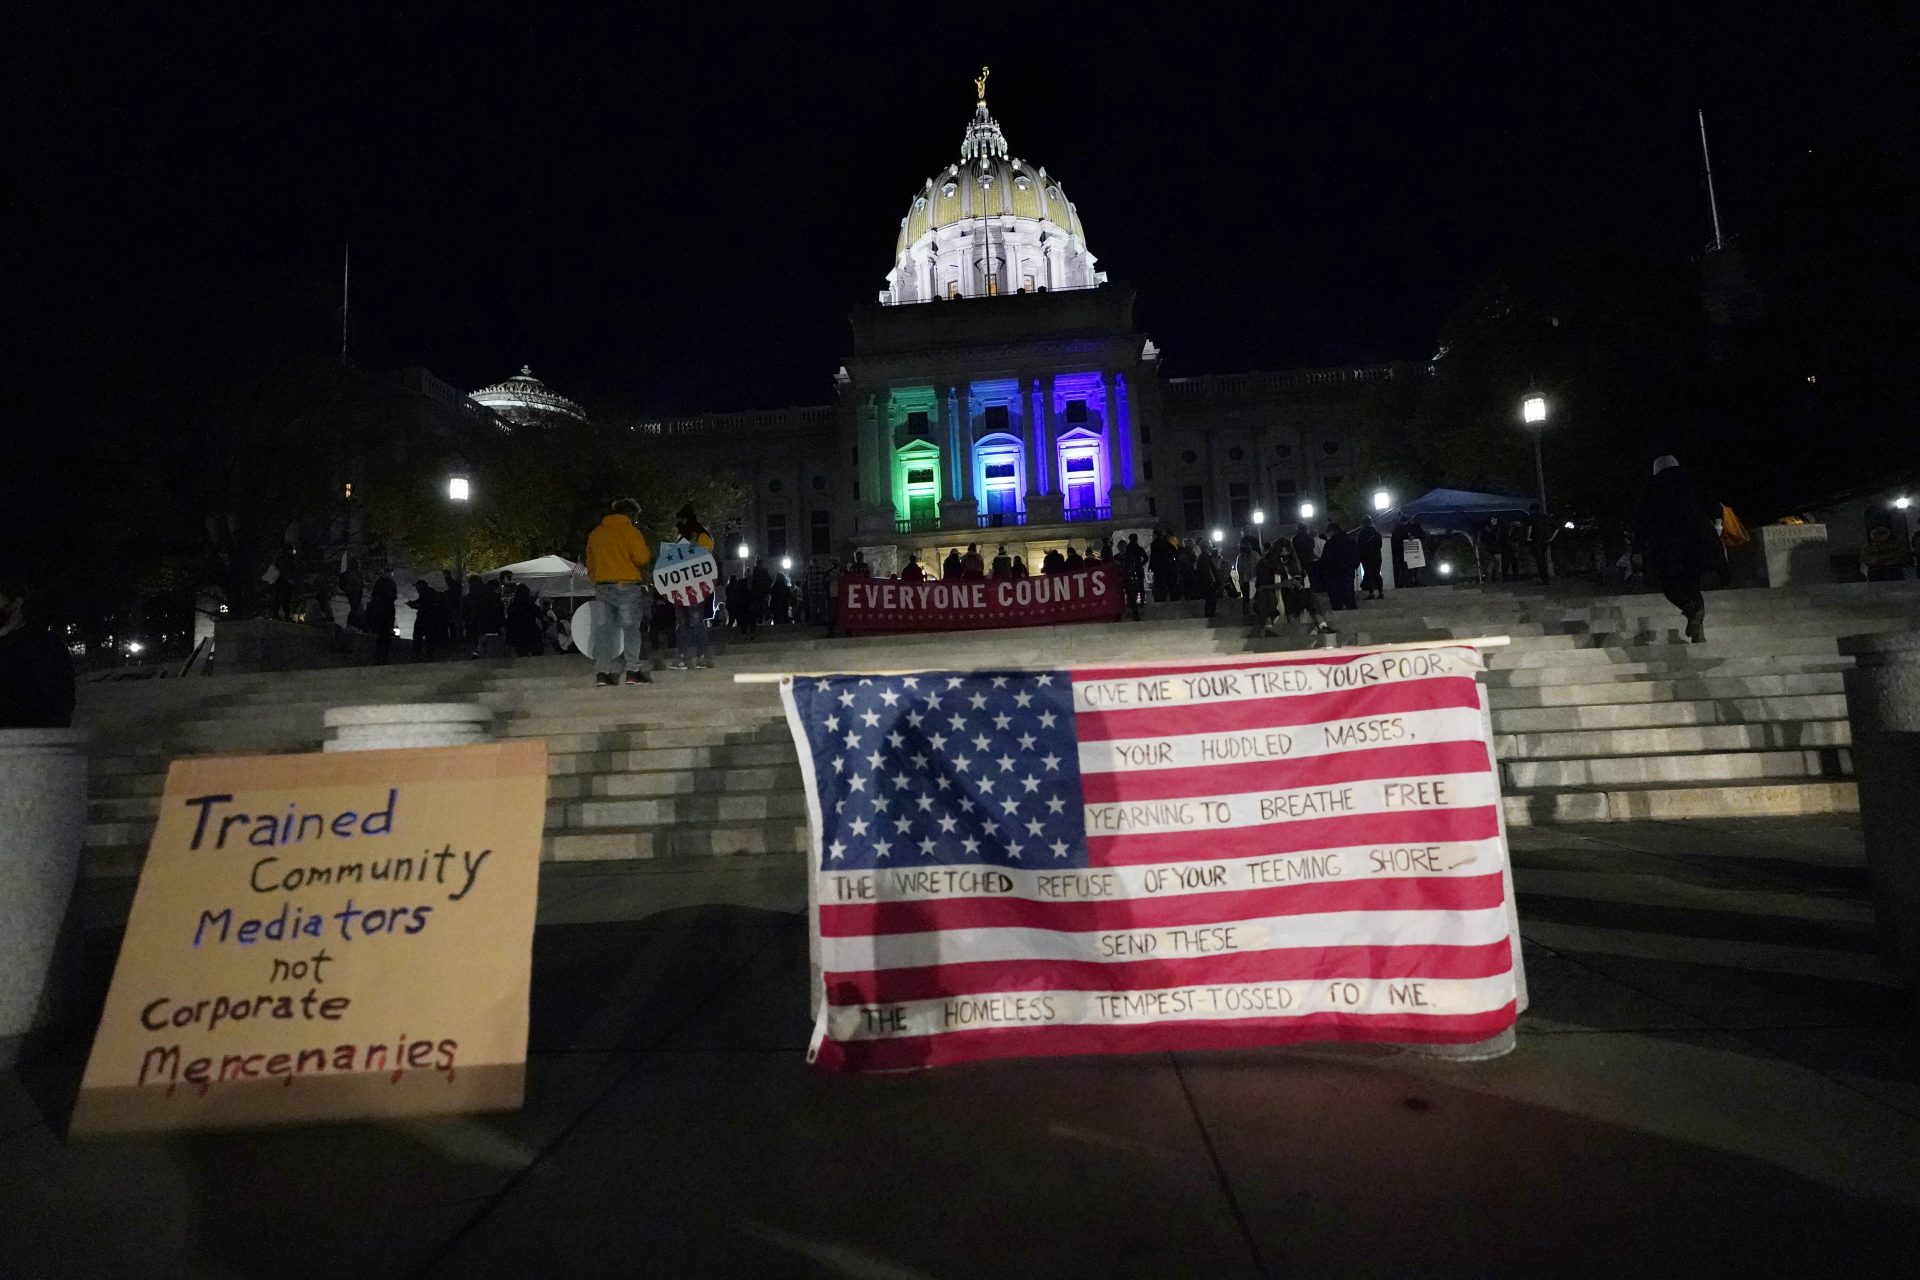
[323,704,495,753]
[0,728,89,1068]
[1025,493,1064,525]
[1839,631,1920,1009]
[939,498,979,532]
[1754,523,1830,586]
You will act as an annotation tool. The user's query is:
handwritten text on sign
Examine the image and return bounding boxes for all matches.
[70,741,547,1135]
[653,542,718,606]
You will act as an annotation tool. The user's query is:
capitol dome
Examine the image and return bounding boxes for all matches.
[881,70,1106,304]
[469,365,588,428]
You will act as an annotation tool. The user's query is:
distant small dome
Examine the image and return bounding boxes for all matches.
[469,365,587,427]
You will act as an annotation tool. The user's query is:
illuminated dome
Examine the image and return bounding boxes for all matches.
[469,365,588,427]
[881,69,1105,304]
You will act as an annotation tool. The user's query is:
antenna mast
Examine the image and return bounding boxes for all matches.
[340,242,351,363]
[1696,110,1725,252]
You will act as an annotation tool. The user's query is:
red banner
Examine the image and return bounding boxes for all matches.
[838,565,1125,634]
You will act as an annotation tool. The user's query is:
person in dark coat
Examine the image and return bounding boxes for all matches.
[366,573,398,664]
[0,574,75,728]
[339,563,366,631]
[991,545,1013,578]
[1290,522,1318,589]
[1117,534,1147,621]
[1636,455,1718,642]
[941,548,963,581]
[1526,504,1559,585]
[409,580,446,661]
[1148,532,1175,602]
[1321,520,1361,610]
[1199,547,1222,619]
[505,584,545,657]
[1356,516,1384,599]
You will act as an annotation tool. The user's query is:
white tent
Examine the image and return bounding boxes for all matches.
[479,555,594,597]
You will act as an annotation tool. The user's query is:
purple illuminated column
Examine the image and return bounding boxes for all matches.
[1101,374,1120,508]
[1115,374,1136,490]
[1029,378,1049,495]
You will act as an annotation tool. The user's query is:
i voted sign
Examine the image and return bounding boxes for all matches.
[654,540,718,606]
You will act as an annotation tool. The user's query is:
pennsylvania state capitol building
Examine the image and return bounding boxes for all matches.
[477,71,1421,573]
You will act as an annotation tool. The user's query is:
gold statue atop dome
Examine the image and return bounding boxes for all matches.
[974,65,990,102]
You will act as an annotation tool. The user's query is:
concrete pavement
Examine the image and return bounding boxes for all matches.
[6,817,1919,1278]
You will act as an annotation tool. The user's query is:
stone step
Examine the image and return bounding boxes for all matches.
[1493,720,1851,760]
[1482,657,1847,688]
[547,742,799,776]
[542,822,811,862]
[546,766,802,799]
[534,725,790,755]
[1503,748,1851,791]
[1509,868,1877,926]
[1489,672,1843,709]
[1503,779,1858,825]
[1483,636,1849,669]
[546,791,809,830]
[1491,694,1849,733]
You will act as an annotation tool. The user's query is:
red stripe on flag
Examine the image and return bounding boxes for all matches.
[1088,806,1502,864]
[819,871,1508,937]
[1072,649,1476,684]
[824,939,1516,1004]
[812,1003,1519,1071]
[1073,677,1481,742]
[1079,740,1492,803]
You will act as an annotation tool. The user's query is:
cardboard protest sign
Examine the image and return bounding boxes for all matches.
[654,540,718,606]
[70,740,548,1135]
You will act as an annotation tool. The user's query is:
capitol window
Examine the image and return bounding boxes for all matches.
[914,197,927,211]
[942,182,957,197]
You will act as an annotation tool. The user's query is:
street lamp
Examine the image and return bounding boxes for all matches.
[736,542,750,560]
[1520,392,1549,510]
[1298,501,1316,521]
[1210,528,1224,544]
[447,475,471,503]
[1372,489,1392,512]
[780,556,793,572]
[1251,508,1265,527]
[1896,496,1913,511]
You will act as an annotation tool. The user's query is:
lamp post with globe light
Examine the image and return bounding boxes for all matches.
[1521,392,1549,511]
[446,474,472,582]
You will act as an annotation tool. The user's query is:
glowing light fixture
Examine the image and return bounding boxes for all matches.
[1210,528,1224,543]
[1298,502,1316,521]
[1896,496,1912,510]
[1251,508,1266,526]
[1522,394,1548,425]
[780,556,793,571]
[736,543,750,560]
[1438,564,1453,577]
[447,476,471,503]
[1372,490,1391,512]
[127,641,144,654]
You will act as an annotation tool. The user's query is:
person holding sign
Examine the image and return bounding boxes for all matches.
[584,498,653,687]
[665,505,718,670]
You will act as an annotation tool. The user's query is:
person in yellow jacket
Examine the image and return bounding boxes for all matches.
[669,504,717,669]
[584,498,653,686]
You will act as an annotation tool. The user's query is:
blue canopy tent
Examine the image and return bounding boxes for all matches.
[1377,488,1534,535]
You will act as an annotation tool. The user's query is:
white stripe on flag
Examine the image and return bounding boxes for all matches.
[1077,705,1487,775]
[1071,647,1483,713]
[1083,770,1499,837]
[819,837,1502,907]
[827,973,1519,1040]
[821,904,1514,972]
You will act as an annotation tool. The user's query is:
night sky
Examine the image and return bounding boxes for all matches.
[11,4,1915,420]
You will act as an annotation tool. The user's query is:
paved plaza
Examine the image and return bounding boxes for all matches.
[6,815,1918,1278]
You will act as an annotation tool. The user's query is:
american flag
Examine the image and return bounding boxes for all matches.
[781,646,1522,1072]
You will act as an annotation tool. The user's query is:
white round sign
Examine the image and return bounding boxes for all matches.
[569,600,614,660]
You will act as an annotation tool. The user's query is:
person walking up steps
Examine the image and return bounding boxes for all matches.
[585,497,654,686]
[1637,455,1717,643]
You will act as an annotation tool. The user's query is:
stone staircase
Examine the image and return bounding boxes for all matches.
[72,582,1920,897]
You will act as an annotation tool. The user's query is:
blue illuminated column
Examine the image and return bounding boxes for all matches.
[1115,374,1136,490]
